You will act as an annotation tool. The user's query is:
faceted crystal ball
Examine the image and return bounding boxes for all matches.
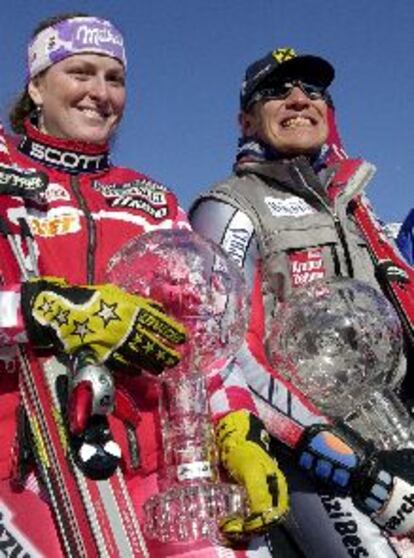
[106,229,248,371]
[267,278,403,416]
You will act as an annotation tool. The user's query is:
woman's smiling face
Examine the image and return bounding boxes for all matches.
[28,53,126,144]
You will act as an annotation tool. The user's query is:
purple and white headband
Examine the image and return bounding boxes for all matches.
[27,16,127,80]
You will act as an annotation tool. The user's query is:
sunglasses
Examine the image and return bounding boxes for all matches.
[249,80,328,107]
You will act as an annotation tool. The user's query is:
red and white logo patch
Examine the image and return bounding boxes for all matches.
[289,247,326,288]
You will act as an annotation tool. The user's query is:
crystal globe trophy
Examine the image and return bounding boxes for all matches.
[267,278,412,450]
[106,229,248,543]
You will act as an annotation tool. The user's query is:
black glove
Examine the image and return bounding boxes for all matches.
[298,422,414,538]
[297,422,375,492]
[352,448,414,538]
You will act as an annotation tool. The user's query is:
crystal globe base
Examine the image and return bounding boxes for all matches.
[143,482,246,543]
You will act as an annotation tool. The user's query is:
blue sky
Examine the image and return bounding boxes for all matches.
[0,0,412,222]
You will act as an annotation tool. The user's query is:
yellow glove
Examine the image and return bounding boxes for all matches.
[22,277,186,374]
[216,410,289,539]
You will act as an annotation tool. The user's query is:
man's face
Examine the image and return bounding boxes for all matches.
[240,84,329,156]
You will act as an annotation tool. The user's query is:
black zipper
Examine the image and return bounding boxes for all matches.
[70,175,96,284]
[292,165,354,278]
[333,214,354,277]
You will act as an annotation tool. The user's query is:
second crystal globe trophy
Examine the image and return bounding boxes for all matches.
[267,278,412,450]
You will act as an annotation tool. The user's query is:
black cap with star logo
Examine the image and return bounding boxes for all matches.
[240,47,335,110]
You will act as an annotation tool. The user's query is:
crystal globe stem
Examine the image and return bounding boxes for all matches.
[143,369,246,543]
[343,387,414,450]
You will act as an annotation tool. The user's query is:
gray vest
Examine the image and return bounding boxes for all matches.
[196,157,379,336]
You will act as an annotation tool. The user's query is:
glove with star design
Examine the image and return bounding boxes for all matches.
[21,276,187,374]
[21,277,186,479]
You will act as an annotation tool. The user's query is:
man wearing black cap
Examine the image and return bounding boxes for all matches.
[239,47,334,159]
[190,47,414,557]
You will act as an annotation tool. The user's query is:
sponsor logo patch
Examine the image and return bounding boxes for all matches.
[110,197,168,218]
[31,143,106,172]
[93,179,169,219]
[384,492,414,533]
[264,196,315,218]
[221,210,254,267]
[19,138,109,173]
[0,164,48,199]
[289,248,326,287]
[94,178,167,198]
[44,183,70,203]
[29,213,81,237]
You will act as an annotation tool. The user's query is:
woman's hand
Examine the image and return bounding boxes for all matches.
[21,276,186,374]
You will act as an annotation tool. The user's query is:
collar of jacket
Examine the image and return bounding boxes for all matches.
[18,119,111,174]
[235,156,332,203]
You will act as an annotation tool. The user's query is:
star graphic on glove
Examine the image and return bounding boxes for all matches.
[37,297,55,316]
[156,348,167,361]
[71,319,95,342]
[157,348,178,367]
[53,306,70,326]
[165,355,178,367]
[143,339,155,354]
[130,331,143,347]
[94,299,121,327]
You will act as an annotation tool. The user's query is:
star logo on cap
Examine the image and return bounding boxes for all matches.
[272,48,296,64]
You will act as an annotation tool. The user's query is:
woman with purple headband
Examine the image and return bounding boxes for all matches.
[0,12,288,557]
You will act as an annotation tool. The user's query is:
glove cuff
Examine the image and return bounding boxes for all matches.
[372,476,414,537]
[21,277,74,349]
[352,449,414,524]
[21,279,54,348]
[297,422,376,492]
[216,410,270,453]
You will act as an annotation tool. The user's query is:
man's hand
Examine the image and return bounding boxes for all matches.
[298,423,414,538]
[353,448,414,538]
[21,277,186,374]
[216,410,288,540]
[297,422,373,492]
